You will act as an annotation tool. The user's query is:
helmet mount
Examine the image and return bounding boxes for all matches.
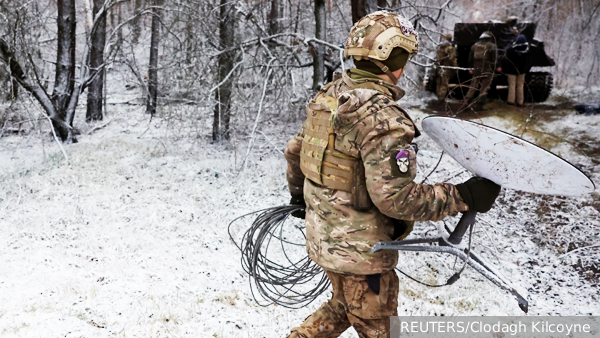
[345,11,419,83]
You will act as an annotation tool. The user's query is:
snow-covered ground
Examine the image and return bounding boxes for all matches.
[0,89,599,337]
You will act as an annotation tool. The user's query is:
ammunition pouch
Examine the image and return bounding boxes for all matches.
[300,93,373,211]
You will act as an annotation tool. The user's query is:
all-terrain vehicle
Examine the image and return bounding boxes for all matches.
[426,22,555,102]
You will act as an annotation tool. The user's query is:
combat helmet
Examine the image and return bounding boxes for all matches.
[479,31,493,39]
[344,11,419,83]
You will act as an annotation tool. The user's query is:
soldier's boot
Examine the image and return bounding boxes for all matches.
[347,314,391,338]
[287,298,351,338]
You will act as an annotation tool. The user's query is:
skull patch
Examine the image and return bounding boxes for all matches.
[396,149,410,173]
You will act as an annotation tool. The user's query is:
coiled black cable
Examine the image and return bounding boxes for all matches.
[228,204,330,309]
[228,204,469,308]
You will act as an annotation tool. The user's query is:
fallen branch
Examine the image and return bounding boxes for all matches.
[560,244,600,258]
[87,118,113,135]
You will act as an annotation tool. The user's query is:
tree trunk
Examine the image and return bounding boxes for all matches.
[212,0,235,141]
[117,4,123,41]
[0,0,106,143]
[0,39,71,139]
[9,78,18,101]
[132,0,143,44]
[351,0,377,23]
[268,0,283,35]
[51,0,76,140]
[146,0,161,115]
[185,16,194,65]
[87,0,107,122]
[312,0,326,91]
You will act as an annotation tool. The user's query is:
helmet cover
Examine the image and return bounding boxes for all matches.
[344,10,419,61]
[479,31,493,39]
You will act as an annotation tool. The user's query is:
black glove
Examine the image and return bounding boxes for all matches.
[456,177,501,213]
[289,194,306,219]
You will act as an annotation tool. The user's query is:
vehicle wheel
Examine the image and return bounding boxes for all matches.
[525,72,553,102]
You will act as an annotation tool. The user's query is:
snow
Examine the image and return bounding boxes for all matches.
[1,88,599,337]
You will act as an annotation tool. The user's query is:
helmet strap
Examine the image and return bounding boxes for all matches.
[371,59,398,84]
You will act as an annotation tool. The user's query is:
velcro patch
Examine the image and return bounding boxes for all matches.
[389,149,411,177]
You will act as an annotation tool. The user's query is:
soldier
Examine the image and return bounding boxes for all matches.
[502,34,532,107]
[500,16,520,47]
[463,31,499,106]
[434,33,458,101]
[506,16,519,35]
[284,11,500,338]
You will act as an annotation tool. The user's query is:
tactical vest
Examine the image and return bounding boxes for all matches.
[473,41,494,61]
[299,90,372,210]
[473,43,487,60]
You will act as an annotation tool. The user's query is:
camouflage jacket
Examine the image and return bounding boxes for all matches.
[436,42,458,68]
[284,69,469,275]
[468,39,497,67]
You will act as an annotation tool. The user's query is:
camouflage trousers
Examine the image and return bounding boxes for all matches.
[465,62,494,104]
[287,270,399,338]
[435,67,455,101]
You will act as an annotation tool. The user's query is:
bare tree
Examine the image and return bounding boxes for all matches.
[312,0,327,91]
[212,0,236,141]
[87,0,108,122]
[50,0,77,139]
[268,0,283,35]
[0,0,122,142]
[132,0,144,44]
[146,0,162,116]
[0,68,18,101]
[111,2,124,42]
[351,0,377,23]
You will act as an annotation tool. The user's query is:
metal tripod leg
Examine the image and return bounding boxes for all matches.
[371,211,528,313]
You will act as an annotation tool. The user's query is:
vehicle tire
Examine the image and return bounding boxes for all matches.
[525,72,553,103]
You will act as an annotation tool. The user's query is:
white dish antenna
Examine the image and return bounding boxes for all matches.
[422,116,595,196]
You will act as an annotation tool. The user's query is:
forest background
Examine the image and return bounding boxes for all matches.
[0,0,598,143]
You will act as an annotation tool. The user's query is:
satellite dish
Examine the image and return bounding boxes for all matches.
[421,116,595,196]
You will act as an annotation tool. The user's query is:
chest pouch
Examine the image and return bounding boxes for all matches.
[300,95,373,211]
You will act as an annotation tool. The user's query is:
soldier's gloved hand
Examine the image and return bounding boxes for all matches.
[456,177,501,213]
[289,194,306,219]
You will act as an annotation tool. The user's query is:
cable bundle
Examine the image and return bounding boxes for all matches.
[228,205,330,309]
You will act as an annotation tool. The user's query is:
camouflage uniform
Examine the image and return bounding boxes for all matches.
[434,39,458,101]
[288,270,398,338]
[284,69,468,338]
[464,36,497,104]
